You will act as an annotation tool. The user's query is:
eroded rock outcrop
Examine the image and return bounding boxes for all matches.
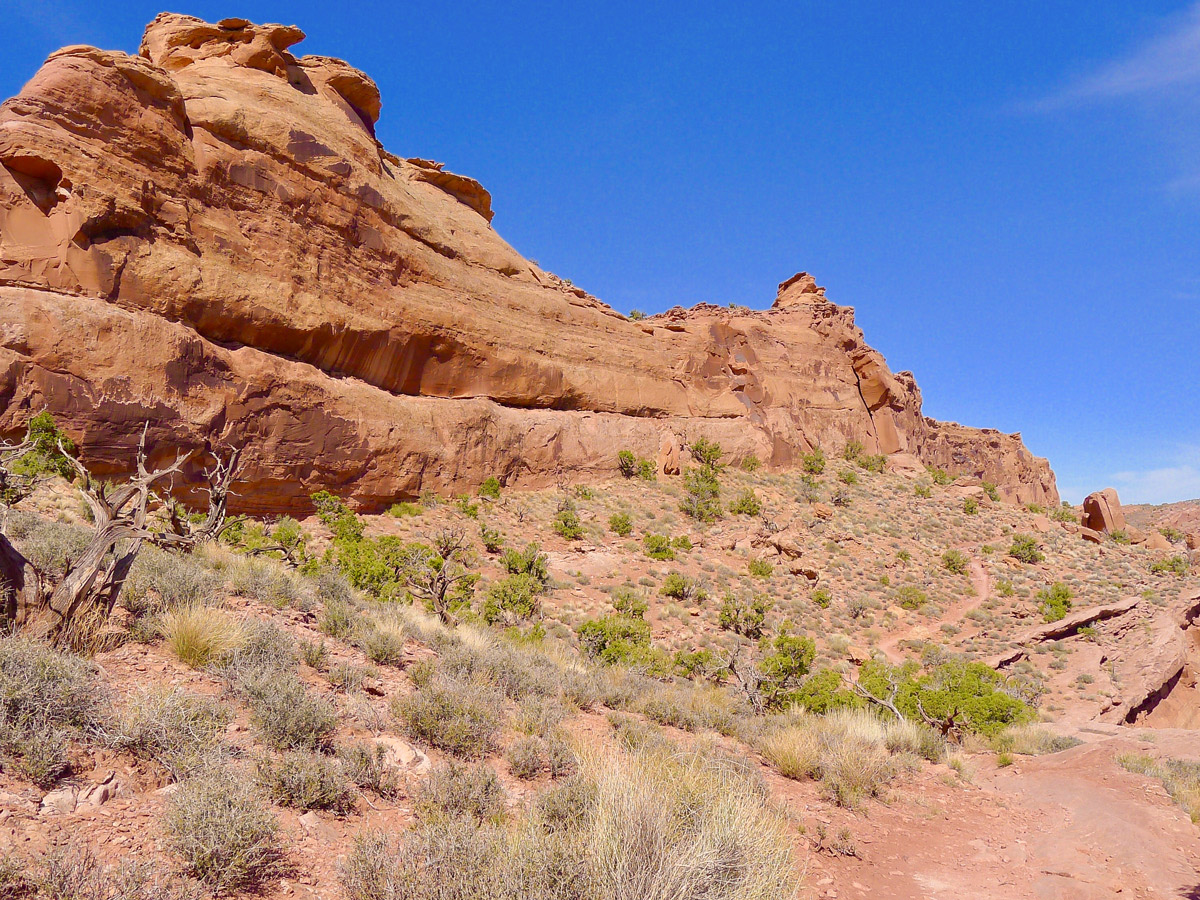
[0,14,1058,513]
[1083,488,1126,534]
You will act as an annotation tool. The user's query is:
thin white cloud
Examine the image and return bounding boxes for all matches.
[1036,3,1200,109]
[1109,446,1200,505]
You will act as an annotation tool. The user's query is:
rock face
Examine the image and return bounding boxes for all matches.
[0,14,1059,514]
[1082,488,1126,534]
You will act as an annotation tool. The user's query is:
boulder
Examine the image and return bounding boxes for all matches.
[1127,526,1147,545]
[1081,527,1104,544]
[1082,488,1126,534]
[658,433,681,476]
[1144,533,1173,552]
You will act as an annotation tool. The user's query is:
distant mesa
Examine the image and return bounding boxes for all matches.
[0,14,1057,513]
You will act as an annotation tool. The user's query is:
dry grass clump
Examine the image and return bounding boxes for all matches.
[1118,753,1200,822]
[0,637,104,786]
[110,687,229,779]
[415,760,506,824]
[164,766,282,894]
[256,750,357,815]
[123,546,221,617]
[759,708,939,807]
[990,725,1081,756]
[341,744,799,900]
[391,675,503,759]
[160,606,244,669]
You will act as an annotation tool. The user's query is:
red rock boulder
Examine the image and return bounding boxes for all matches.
[1082,489,1126,534]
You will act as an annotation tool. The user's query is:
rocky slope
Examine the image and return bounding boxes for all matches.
[0,14,1057,514]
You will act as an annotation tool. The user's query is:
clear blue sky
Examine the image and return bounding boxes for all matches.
[7,2,1200,504]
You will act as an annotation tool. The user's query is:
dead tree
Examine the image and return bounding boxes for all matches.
[0,424,242,648]
[406,528,476,624]
[915,697,962,743]
[851,671,910,724]
[159,447,244,547]
[722,645,766,716]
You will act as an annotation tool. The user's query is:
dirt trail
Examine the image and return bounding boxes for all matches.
[879,555,992,664]
[813,728,1200,900]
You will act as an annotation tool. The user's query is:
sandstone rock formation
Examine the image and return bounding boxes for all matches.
[1082,488,1126,534]
[0,14,1059,514]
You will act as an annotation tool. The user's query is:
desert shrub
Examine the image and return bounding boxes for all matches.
[0,638,103,785]
[1009,534,1044,564]
[608,513,633,536]
[680,467,722,523]
[338,741,402,798]
[342,742,795,900]
[9,411,75,480]
[831,487,851,508]
[576,616,666,672]
[747,558,773,579]
[507,735,548,779]
[164,766,281,893]
[257,750,356,814]
[642,533,675,561]
[617,450,638,478]
[456,496,480,518]
[801,447,826,474]
[300,638,329,670]
[360,623,406,666]
[674,648,728,682]
[660,571,704,602]
[392,677,503,758]
[1110,529,1130,545]
[927,467,953,486]
[858,658,1033,736]
[479,476,502,500]
[230,555,304,607]
[1150,555,1189,577]
[612,587,648,619]
[502,543,550,587]
[941,549,969,575]
[792,668,860,714]
[319,599,355,641]
[388,501,424,517]
[982,481,1000,501]
[842,440,864,461]
[123,547,221,617]
[729,489,762,516]
[553,505,585,541]
[1050,504,1076,523]
[1037,582,1073,622]
[112,688,229,779]
[484,573,542,624]
[757,628,816,709]
[718,593,770,638]
[479,523,505,554]
[895,585,927,610]
[858,454,886,474]
[440,638,562,701]
[672,535,693,551]
[160,606,244,669]
[838,470,858,485]
[312,490,364,542]
[688,438,724,468]
[811,588,832,609]
[234,666,338,751]
[914,483,932,498]
[416,760,505,824]
[964,496,979,515]
[741,454,762,472]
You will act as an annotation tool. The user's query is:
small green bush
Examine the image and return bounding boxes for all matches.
[680,467,722,522]
[747,558,773,579]
[661,571,704,601]
[612,587,648,619]
[941,549,969,575]
[414,760,505,824]
[927,467,953,486]
[608,512,633,536]
[801,447,826,475]
[730,489,762,516]
[483,573,542,624]
[478,476,502,499]
[740,454,762,472]
[235,667,338,752]
[1009,534,1044,564]
[839,470,858,485]
[1150,556,1189,577]
[914,483,932,498]
[811,588,832,609]
[479,523,505,553]
[1037,582,1073,622]
[643,533,675,560]
[502,543,550,587]
[964,496,979,515]
[896,585,927,610]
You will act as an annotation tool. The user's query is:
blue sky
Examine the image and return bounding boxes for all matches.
[6,2,1200,504]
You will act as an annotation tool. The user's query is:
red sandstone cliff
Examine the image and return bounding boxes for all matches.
[0,14,1057,513]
